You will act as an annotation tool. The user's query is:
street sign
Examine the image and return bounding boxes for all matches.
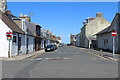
[6,31,12,57]
[112,30,117,58]
[6,31,12,38]
[112,30,117,37]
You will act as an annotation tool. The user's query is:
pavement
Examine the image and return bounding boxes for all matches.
[2,46,118,78]
[74,46,119,61]
[0,50,45,61]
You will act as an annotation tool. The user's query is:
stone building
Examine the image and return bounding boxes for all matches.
[81,13,111,49]
[70,34,76,46]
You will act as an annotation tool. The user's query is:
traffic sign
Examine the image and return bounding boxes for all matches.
[6,31,12,38]
[112,30,117,37]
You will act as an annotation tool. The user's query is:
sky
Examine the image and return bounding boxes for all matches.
[7,2,118,44]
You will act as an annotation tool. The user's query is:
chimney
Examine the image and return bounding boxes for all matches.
[19,14,31,22]
[96,12,103,17]
[20,13,23,17]
[47,29,49,33]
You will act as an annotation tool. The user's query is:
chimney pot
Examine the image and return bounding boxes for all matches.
[97,12,103,17]
[24,14,28,17]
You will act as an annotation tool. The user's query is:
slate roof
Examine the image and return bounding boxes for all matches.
[5,12,43,38]
[96,26,111,35]
[0,10,24,34]
[6,13,21,20]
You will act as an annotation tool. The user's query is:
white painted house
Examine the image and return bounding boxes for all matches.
[0,9,36,57]
[96,13,120,53]
[0,10,25,57]
[8,12,35,54]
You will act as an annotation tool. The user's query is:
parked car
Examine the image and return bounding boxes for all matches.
[53,44,57,49]
[67,44,72,46]
[45,44,55,52]
[59,43,63,47]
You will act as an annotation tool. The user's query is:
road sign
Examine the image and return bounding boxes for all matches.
[112,30,117,37]
[6,31,12,57]
[6,31,12,38]
[112,30,117,58]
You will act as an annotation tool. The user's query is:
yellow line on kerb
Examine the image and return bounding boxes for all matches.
[74,46,117,61]
[31,54,39,59]
[88,51,115,61]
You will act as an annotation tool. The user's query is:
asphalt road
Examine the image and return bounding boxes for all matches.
[2,46,118,78]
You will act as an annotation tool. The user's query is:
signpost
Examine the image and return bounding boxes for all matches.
[6,31,12,57]
[112,30,117,58]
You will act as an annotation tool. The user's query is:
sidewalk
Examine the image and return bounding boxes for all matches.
[0,50,45,61]
[74,46,119,61]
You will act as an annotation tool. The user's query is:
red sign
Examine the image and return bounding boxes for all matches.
[6,31,12,38]
[112,30,117,37]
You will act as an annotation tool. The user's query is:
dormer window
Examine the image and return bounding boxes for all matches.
[36,25,40,36]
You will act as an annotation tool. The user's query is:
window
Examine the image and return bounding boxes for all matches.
[104,39,108,46]
[36,26,40,36]
[13,36,16,43]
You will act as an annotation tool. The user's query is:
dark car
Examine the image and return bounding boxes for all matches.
[45,44,55,52]
[67,44,72,46]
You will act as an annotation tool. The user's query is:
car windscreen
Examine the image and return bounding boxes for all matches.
[47,45,53,47]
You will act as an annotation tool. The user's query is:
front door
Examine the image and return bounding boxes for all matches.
[27,38,29,54]
[18,37,21,55]
[44,40,46,48]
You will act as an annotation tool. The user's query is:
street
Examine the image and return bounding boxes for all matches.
[2,46,118,78]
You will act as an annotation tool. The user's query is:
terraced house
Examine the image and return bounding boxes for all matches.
[0,0,61,57]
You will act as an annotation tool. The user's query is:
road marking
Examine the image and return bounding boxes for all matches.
[29,57,71,60]
[35,58,43,60]
[45,58,53,60]
[63,58,71,60]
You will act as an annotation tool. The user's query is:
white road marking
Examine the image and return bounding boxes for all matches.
[45,58,53,60]
[30,57,71,60]
[35,58,43,60]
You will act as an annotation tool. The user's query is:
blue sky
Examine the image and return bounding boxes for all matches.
[7,2,118,44]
